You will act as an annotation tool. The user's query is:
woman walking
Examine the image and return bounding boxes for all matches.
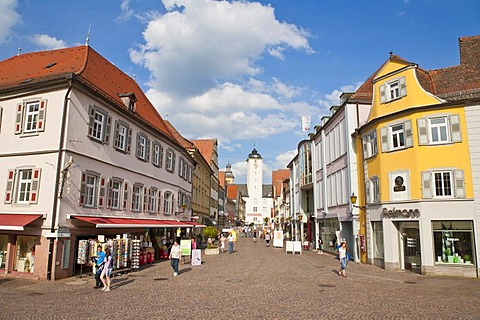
[100,247,113,291]
[169,240,181,276]
[338,241,348,277]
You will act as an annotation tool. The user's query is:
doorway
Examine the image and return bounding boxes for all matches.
[399,222,421,274]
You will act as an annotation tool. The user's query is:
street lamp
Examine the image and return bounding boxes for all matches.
[175,203,187,215]
[350,193,366,210]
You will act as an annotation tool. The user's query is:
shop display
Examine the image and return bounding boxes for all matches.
[131,240,141,270]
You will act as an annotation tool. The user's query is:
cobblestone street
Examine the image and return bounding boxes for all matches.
[1,238,479,320]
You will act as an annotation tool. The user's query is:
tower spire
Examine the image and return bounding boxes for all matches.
[85,25,91,46]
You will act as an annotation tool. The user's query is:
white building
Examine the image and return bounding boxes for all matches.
[0,45,194,280]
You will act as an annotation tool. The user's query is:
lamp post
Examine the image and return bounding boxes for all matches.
[350,193,366,210]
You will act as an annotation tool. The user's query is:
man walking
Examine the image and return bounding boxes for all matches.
[228,231,235,254]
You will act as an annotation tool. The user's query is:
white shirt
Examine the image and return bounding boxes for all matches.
[170,244,181,259]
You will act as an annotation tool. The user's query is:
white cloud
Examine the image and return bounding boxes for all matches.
[117,0,135,22]
[0,0,20,44]
[30,34,67,50]
[231,161,248,183]
[316,83,362,108]
[131,0,312,97]
[273,150,297,169]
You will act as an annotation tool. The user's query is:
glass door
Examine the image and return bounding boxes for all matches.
[401,223,421,274]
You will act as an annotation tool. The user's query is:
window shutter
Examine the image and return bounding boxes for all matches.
[159,146,164,167]
[130,185,135,211]
[454,170,465,198]
[143,187,148,212]
[171,194,175,214]
[114,121,120,149]
[87,106,95,138]
[5,169,15,204]
[126,128,132,154]
[30,168,41,204]
[449,114,462,143]
[421,171,432,199]
[365,181,371,204]
[37,99,47,132]
[123,182,129,210]
[417,118,428,145]
[399,76,407,97]
[157,191,162,213]
[362,137,368,159]
[79,172,86,206]
[380,127,389,152]
[104,115,112,144]
[146,137,151,162]
[98,178,106,208]
[379,85,386,103]
[15,103,24,134]
[136,133,141,158]
[107,179,113,209]
[404,120,413,148]
[172,153,176,172]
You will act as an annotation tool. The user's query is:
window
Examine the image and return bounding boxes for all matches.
[4,168,41,205]
[87,106,111,144]
[362,131,377,159]
[178,158,184,178]
[132,184,143,212]
[163,191,173,215]
[107,178,123,210]
[136,133,150,161]
[152,142,163,167]
[187,165,192,183]
[15,100,47,135]
[166,149,176,172]
[79,171,105,208]
[114,120,131,153]
[417,114,462,145]
[433,221,475,265]
[372,222,384,259]
[366,176,380,204]
[379,76,406,103]
[253,207,257,212]
[380,121,413,152]
[148,188,157,213]
[422,169,464,199]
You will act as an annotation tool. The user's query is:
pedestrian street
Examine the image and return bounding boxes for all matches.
[0,237,479,320]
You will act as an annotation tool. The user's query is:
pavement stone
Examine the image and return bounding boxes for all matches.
[0,237,479,320]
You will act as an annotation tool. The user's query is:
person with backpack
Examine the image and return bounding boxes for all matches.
[100,246,113,291]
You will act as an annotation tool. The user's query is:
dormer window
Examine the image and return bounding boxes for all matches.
[119,93,137,112]
[379,76,406,103]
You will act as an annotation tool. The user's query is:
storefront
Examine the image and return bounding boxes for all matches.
[369,202,478,278]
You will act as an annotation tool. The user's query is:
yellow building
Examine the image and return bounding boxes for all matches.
[353,35,480,278]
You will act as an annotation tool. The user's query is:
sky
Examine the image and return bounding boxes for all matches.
[1,0,479,184]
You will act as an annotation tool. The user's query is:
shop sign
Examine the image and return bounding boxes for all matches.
[382,208,420,219]
[44,231,71,238]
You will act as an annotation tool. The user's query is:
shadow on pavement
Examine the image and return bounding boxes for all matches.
[111,279,135,289]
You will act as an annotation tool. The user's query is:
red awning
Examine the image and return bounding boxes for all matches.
[72,216,195,228]
[0,214,43,231]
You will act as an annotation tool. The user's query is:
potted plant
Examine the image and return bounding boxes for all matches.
[203,226,220,255]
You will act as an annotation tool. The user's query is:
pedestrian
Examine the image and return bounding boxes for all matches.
[265,232,271,247]
[317,237,323,254]
[100,246,113,292]
[93,245,105,289]
[169,240,181,276]
[338,241,348,277]
[253,231,257,243]
[228,231,235,254]
[220,233,226,253]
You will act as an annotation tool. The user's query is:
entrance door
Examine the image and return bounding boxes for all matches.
[400,223,421,274]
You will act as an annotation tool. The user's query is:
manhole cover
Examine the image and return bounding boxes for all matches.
[318,284,335,288]
[226,279,242,283]
[404,281,416,285]
[153,278,168,281]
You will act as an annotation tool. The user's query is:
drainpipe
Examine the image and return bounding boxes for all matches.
[46,74,74,280]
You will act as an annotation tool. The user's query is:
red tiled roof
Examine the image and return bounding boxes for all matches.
[0,45,174,140]
[164,120,196,149]
[219,171,226,188]
[227,185,239,200]
[272,169,289,197]
[191,139,216,163]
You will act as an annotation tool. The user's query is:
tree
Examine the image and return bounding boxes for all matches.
[203,226,218,239]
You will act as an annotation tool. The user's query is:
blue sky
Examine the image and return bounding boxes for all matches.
[1,0,479,183]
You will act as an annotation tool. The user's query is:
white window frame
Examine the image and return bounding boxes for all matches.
[132,184,142,212]
[85,173,98,208]
[429,117,449,144]
[111,180,122,210]
[138,135,146,160]
[92,110,105,141]
[149,188,157,213]
[380,76,406,103]
[152,142,161,167]
[366,176,380,204]
[17,169,33,204]
[417,114,461,146]
[24,102,40,133]
[391,123,405,150]
[166,149,175,172]
[433,170,453,198]
[163,191,172,215]
[363,131,378,159]
[115,122,128,151]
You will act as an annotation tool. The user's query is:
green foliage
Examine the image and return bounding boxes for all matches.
[263,217,269,224]
[203,226,218,239]
[207,243,218,249]
[249,222,254,227]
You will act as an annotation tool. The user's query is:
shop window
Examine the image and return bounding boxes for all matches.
[417,114,462,146]
[372,222,384,259]
[113,120,132,153]
[421,169,464,199]
[362,131,377,159]
[131,184,143,212]
[136,132,150,162]
[79,171,105,208]
[433,221,475,265]
[0,235,7,269]
[87,105,111,144]
[379,76,406,103]
[14,236,36,273]
[152,141,163,167]
[4,168,41,205]
[61,240,71,269]
[15,100,47,135]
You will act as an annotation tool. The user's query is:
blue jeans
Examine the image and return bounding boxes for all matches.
[171,258,179,273]
[228,241,234,253]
